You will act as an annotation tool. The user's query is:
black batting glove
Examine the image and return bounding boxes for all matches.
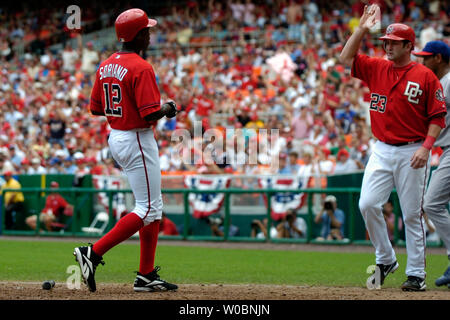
[164,101,179,118]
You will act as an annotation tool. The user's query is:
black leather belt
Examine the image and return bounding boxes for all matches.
[386,140,422,147]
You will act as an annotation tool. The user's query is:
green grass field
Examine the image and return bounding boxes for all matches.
[0,239,448,288]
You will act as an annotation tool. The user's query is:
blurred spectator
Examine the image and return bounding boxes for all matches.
[321,83,341,118]
[28,158,47,174]
[314,195,345,241]
[245,113,265,129]
[8,145,24,170]
[237,107,251,127]
[315,147,334,176]
[355,144,370,169]
[297,149,315,186]
[48,157,64,174]
[159,212,180,236]
[276,209,307,239]
[250,218,279,239]
[308,125,325,145]
[208,215,240,237]
[62,156,77,174]
[335,102,357,134]
[288,151,300,173]
[382,200,403,245]
[291,105,313,151]
[25,181,73,231]
[45,109,67,147]
[0,151,14,172]
[278,153,291,174]
[334,148,358,174]
[0,170,25,229]
[61,43,79,73]
[80,40,100,75]
[419,22,438,49]
[20,158,31,174]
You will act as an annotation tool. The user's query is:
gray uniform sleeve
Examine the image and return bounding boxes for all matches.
[435,72,450,147]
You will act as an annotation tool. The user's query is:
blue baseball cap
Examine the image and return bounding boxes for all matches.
[49,157,61,165]
[413,40,450,57]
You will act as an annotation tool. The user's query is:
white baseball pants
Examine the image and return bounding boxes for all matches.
[359,141,428,279]
[108,128,163,226]
[423,146,450,256]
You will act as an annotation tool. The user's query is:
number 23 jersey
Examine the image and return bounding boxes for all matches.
[89,52,161,130]
[352,54,446,144]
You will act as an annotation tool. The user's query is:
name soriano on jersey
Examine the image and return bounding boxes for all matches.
[99,63,128,81]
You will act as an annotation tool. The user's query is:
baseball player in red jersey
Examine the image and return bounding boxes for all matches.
[25,181,72,231]
[340,5,447,291]
[74,8,180,293]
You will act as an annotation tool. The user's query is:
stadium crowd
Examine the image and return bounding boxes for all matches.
[0,0,449,181]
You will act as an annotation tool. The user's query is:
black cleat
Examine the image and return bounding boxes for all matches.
[73,244,104,292]
[134,266,178,292]
[401,276,426,291]
[368,261,399,287]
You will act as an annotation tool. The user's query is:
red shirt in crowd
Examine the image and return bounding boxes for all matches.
[193,95,215,117]
[159,217,179,236]
[43,193,69,217]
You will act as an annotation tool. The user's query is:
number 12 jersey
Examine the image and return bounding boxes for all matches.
[89,52,161,130]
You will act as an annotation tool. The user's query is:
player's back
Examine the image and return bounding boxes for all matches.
[90,52,161,130]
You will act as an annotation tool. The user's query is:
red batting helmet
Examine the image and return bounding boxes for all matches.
[379,23,415,46]
[115,8,157,43]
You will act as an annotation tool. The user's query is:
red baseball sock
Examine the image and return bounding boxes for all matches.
[92,212,143,257]
[139,220,160,275]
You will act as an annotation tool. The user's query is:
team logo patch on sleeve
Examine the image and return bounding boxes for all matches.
[435,88,445,102]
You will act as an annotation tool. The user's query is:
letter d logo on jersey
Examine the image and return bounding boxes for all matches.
[404,81,423,104]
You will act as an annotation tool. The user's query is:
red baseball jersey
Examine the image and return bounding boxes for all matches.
[352,54,446,144]
[89,52,161,130]
[195,96,215,117]
[43,194,68,217]
[159,217,179,236]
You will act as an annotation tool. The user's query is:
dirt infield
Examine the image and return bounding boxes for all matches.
[1,281,449,300]
[1,237,449,300]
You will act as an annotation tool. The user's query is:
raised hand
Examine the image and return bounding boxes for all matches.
[359,4,380,31]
